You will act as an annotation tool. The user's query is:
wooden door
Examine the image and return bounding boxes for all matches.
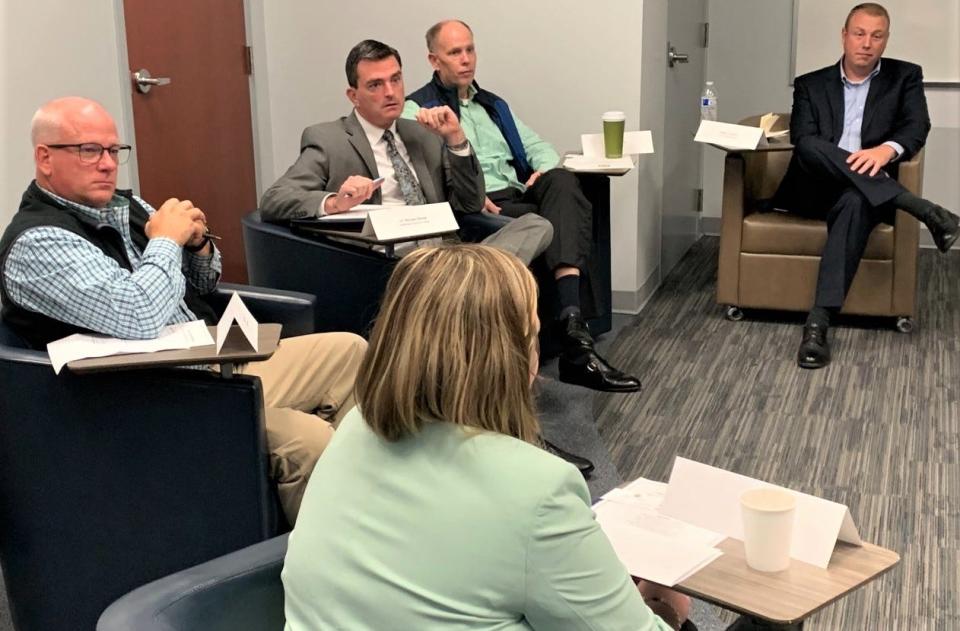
[123,0,256,282]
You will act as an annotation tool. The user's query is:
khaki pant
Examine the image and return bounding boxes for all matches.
[238,332,366,524]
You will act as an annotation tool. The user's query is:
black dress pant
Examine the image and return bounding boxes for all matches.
[775,137,903,309]
[488,168,602,318]
[488,168,593,272]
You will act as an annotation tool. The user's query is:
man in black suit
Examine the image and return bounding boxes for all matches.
[775,2,959,369]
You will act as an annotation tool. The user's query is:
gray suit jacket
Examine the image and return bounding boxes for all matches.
[259,112,485,221]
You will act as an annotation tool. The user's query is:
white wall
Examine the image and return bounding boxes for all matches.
[250,0,656,303]
[0,0,137,228]
[701,0,960,228]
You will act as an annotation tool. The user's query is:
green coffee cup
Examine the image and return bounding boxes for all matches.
[602,111,626,158]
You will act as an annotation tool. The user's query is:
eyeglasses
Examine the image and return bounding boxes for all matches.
[46,143,133,165]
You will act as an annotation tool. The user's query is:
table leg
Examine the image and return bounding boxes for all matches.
[724,616,803,631]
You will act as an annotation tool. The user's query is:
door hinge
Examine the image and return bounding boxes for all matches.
[695,188,704,213]
[243,45,253,75]
[701,22,709,48]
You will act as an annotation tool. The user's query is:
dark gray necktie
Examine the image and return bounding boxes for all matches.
[382,129,426,205]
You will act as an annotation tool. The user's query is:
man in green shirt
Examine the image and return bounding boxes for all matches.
[404,20,641,394]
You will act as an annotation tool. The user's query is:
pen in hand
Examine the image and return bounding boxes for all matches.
[344,176,386,199]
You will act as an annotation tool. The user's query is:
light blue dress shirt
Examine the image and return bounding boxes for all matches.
[838,59,904,158]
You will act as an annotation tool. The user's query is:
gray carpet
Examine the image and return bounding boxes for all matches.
[596,236,959,630]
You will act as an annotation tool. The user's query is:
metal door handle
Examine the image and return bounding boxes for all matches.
[667,44,690,68]
[132,69,171,94]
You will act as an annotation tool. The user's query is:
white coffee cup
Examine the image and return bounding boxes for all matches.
[740,487,796,572]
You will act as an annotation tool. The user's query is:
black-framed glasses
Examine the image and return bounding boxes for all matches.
[46,143,132,165]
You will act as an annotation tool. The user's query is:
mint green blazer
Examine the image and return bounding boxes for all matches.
[283,408,672,631]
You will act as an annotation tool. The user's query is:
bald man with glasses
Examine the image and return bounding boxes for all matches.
[0,96,368,524]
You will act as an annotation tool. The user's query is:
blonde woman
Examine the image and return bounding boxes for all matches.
[283,245,692,630]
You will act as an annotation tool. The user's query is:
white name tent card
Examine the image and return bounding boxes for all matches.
[694,120,768,151]
[216,292,259,353]
[47,320,214,375]
[365,202,458,241]
[319,202,458,241]
[660,458,862,569]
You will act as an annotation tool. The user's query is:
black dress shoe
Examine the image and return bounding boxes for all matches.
[558,314,641,393]
[543,439,595,477]
[796,323,830,369]
[925,205,960,253]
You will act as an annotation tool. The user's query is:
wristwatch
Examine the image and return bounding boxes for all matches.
[185,236,210,253]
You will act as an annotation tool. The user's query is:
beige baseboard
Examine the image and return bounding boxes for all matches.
[612,266,661,314]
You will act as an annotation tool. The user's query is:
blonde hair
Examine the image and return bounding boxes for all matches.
[356,244,540,443]
[845,3,890,29]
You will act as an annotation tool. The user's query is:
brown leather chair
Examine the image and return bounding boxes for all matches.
[716,113,923,332]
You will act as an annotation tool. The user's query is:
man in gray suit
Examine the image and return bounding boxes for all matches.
[260,39,551,265]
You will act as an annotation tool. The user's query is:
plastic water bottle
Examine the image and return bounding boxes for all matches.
[700,81,718,121]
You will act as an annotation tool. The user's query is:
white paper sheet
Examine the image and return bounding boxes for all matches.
[216,292,259,353]
[581,130,655,156]
[594,477,724,585]
[46,320,214,374]
[562,154,635,172]
[598,519,723,586]
[659,458,862,569]
[317,204,391,222]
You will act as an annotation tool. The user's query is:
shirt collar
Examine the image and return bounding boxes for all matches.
[37,185,129,226]
[840,57,882,86]
[354,111,399,147]
[460,83,478,103]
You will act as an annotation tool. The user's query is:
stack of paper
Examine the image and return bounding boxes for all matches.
[594,478,724,586]
[46,320,215,374]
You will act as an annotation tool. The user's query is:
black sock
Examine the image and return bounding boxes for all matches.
[893,191,937,220]
[556,275,581,320]
[806,306,835,328]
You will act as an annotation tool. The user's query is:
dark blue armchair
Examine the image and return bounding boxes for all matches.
[98,535,289,631]
[0,284,314,631]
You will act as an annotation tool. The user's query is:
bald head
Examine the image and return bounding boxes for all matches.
[425,20,472,53]
[32,96,121,208]
[31,97,115,147]
[426,20,477,98]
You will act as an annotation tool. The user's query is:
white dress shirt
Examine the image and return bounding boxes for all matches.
[355,112,421,206]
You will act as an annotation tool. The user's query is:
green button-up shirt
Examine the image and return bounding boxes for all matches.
[403,85,559,193]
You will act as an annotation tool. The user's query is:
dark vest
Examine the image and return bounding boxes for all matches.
[407,73,534,184]
[0,181,215,349]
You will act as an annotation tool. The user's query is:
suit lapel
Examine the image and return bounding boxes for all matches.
[826,63,845,142]
[861,62,890,137]
[344,112,382,203]
[397,120,438,203]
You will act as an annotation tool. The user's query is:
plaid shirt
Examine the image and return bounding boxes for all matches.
[3,187,221,340]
